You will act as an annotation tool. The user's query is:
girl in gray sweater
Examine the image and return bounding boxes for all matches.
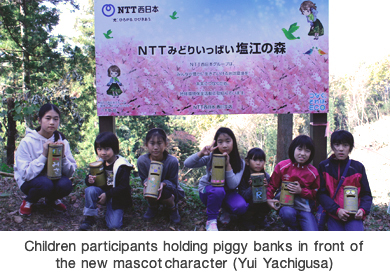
[137,128,184,224]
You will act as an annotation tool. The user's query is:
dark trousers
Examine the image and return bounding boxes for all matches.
[20,175,73,203]
[199,185,248,220]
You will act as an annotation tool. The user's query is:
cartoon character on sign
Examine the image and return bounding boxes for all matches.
[299,1,324,40]
[106,65,123,98]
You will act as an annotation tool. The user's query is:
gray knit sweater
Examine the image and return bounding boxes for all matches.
[137,152,184,200]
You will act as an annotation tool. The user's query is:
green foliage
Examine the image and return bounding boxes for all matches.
[0,1,88,160]
[168,130,198,168]
[116,115,171,164]
[0,163,13,173]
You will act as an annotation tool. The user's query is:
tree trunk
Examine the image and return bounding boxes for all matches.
[310,113,327,168]
[276,114,293,164]
[20,0,32,127]
[6,98,17,166]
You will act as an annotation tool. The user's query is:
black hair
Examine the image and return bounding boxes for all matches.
[145,128,168,145]
[245,147,266,162]
[211,127,242,173]
[145,128,169,158]
[94,132,119,155]
[331,130,354,152]
[288,135,315,165]
[36,103,65,142]
[243,147,266,182]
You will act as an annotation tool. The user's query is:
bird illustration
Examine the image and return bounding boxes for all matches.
[169,11,179,20]
[282,22,300,40]
[304,47,314,55]
[103,29,113,39]
[318,48,327,55]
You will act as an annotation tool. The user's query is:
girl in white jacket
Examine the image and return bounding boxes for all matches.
[15,103,77,216]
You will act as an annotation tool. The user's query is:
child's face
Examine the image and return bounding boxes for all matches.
[302,9,311,16]
[294,145,311,164]
[216,133,233,155]
[147,135,167,161]
[96,146,116,164]
[110,70,118,77]
[38,109,60,137]
[332,143,350,160]
[246,157,265,173]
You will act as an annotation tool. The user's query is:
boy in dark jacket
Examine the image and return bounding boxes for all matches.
[79,132,133,230]
[317,130,372,231]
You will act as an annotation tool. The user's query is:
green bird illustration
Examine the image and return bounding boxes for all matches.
[103,29,113,39]
[169,11,179,20]
[282,23,300,40]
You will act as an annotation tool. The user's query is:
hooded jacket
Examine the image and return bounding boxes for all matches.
[14,128,77,187]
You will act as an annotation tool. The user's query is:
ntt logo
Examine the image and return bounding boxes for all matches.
[102,4,115,17]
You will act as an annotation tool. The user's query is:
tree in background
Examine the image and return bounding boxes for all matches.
[0,0,84,167]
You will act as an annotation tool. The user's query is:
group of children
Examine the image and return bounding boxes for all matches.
[14,103,372,231]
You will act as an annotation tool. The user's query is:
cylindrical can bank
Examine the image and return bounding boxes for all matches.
[280,181,296,206]
[89,161,106,187]
[251,172,267,203]
[344,186,358,213]
[211,154,225,186]
[47,144,63,180]
[144,161,164,199]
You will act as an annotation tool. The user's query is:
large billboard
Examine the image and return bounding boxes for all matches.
[95,0,329,116]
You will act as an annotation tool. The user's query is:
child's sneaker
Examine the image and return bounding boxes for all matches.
[19,200,32,216]
[206,219,218,231]
[79,216,96,231]
[46,199,67,212]
[219,210,230,224]
[143,206,158,220]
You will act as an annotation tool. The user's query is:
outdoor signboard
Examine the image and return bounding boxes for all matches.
[95,0,329,116]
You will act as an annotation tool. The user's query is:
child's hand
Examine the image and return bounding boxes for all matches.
[143,182,147,195]
[88,175,96,184]
[248,178,253,186]
[267,199,280,210]
[198,140,218,157]
[287,181,302,194]
[42,140,53,157]
[337,208,350,221]
[98,193,107,205]
[354,209,364,220]
[157,182,166,200]
[223,153,232,171]
[263,178,268,187]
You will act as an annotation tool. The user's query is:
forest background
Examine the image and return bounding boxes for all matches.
[0,0,389,231]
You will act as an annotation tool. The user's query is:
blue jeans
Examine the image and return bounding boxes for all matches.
[199,185,248,220]
[279,206,318,231]
[20,175,73,203]
[83,186,124,229]
[327,216,364,231]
